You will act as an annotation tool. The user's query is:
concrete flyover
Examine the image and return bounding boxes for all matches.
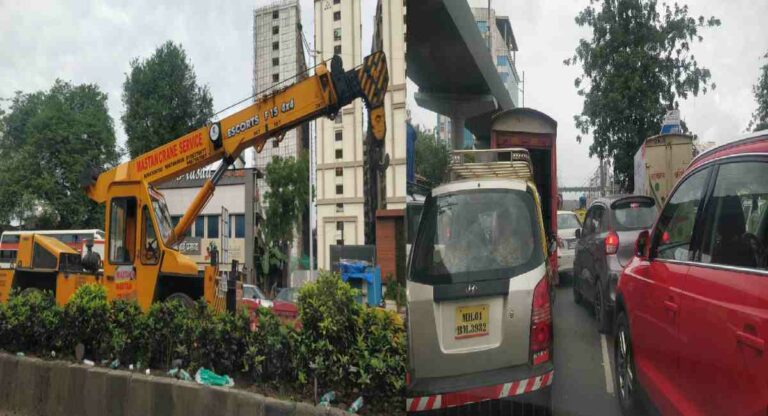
[407,0,514,148]
[0,353,347,416]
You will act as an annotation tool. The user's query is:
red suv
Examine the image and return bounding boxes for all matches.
[614,131,768,416]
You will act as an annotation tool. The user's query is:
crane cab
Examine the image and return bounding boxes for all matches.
[101,182,206,311]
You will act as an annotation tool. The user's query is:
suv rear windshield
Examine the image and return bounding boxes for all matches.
[409,188,544,285]
[612,199,656,230]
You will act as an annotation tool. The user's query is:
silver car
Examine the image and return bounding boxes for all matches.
[406,178,554,413]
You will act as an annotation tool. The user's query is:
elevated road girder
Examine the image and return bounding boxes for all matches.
[407,0,514,147]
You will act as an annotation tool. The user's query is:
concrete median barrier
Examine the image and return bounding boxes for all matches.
[0,353,349,416]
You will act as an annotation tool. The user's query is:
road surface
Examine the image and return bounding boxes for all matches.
[552,281,623,416]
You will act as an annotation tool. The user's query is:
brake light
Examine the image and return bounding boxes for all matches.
[530,277,552,365]
[605,231,619,255]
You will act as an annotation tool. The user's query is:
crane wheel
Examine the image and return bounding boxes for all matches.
[166,292,195,309]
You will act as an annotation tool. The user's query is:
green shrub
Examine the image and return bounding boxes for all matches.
[0,276,408,413]
[189,304,252,375]
[245,307,297,383]
[296,272,362,390]
[385,278,406,307]
[145,299,195,369]
[3,289,63,354]
[63,284,110,359]
[108,300,148,365]
[354,307,406,411]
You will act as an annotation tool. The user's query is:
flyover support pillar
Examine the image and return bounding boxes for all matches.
[414,92,498,150]
[450,116,466,150]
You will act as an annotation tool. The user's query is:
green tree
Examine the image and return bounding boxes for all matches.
[415,127,450,186]
[748,51,768,132]
[262,152,309,276]
[565,0,720,191]
[0,80,119,228]
[122,41,213,158]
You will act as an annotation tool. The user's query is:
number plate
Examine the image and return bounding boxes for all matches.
[455,304,489,339]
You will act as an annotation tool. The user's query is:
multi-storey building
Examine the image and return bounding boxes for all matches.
[371,0,407,212]
[253,0,308,184]
[314,0,365,270]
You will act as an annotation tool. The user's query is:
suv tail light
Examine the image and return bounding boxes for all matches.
[530,277,552,365]
[605,230,619,255]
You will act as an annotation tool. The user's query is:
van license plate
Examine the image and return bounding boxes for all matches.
[455,304,489,339]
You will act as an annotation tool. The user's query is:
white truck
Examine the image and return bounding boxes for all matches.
[633,133,695,206]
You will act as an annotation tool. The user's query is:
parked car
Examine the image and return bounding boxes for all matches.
[557,210,582,277]
[272,287,299,320]
[406,149,554,413]
[242,284,273,309]
[615,131,768,416]
[572,195,657,333]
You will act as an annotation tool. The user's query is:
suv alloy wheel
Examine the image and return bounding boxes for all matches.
[615,312,641,415]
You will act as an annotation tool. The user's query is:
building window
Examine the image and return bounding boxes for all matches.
[273,140,279,148]
[476,20,489,33]
[272,57,279,66]
[272,26,279,35]
[335,112,342,124]
[336,221,344,230]
[497,55,509,67]
[207,215,220,239]
[336,203,343,213]
[272,41,279,51]
[335,167,343,176]
[336,238,344,245]
[333,11,341,21]
[335,149,343,159]
[333,28,341,41]
[194,216,205,238]
[234,214,245,238]
[272,73,279,83]
[272,10,279,19]
[333,44,342,55]
[335,131,342,141]
[334,0,340,4]
[336,184,343,195]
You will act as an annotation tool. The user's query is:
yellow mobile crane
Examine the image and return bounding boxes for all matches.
[0,52,388,311]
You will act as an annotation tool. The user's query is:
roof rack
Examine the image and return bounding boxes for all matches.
[449,148,533,181]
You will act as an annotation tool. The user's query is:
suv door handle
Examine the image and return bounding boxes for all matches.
[737,331,765,352]
[663,300,678,313]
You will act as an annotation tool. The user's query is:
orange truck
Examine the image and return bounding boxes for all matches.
[0,52,388,311]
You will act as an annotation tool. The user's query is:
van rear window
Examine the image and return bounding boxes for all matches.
[409,188,544,285]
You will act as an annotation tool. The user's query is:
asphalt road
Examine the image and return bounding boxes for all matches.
[552,279,623,416]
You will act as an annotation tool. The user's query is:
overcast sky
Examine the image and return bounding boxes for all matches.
[0,0,375,163]
[407,0,768,188]
[1,0,767,186]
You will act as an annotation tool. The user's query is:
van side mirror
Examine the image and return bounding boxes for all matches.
[635,230,650,259]
[575,229,581,239]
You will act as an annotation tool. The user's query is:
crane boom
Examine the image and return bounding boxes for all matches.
[85,52,388,247]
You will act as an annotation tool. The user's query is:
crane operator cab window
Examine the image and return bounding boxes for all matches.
[109,197,137,264]
[148,187,174,244]
[141,206,159,264]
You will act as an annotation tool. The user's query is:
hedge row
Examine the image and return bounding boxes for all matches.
[0,273,406,413]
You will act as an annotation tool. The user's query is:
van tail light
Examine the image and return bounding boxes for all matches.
[530,277,552,366]
[605,231,619,255]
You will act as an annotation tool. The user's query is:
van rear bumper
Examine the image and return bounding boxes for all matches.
[407,363,553,412]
